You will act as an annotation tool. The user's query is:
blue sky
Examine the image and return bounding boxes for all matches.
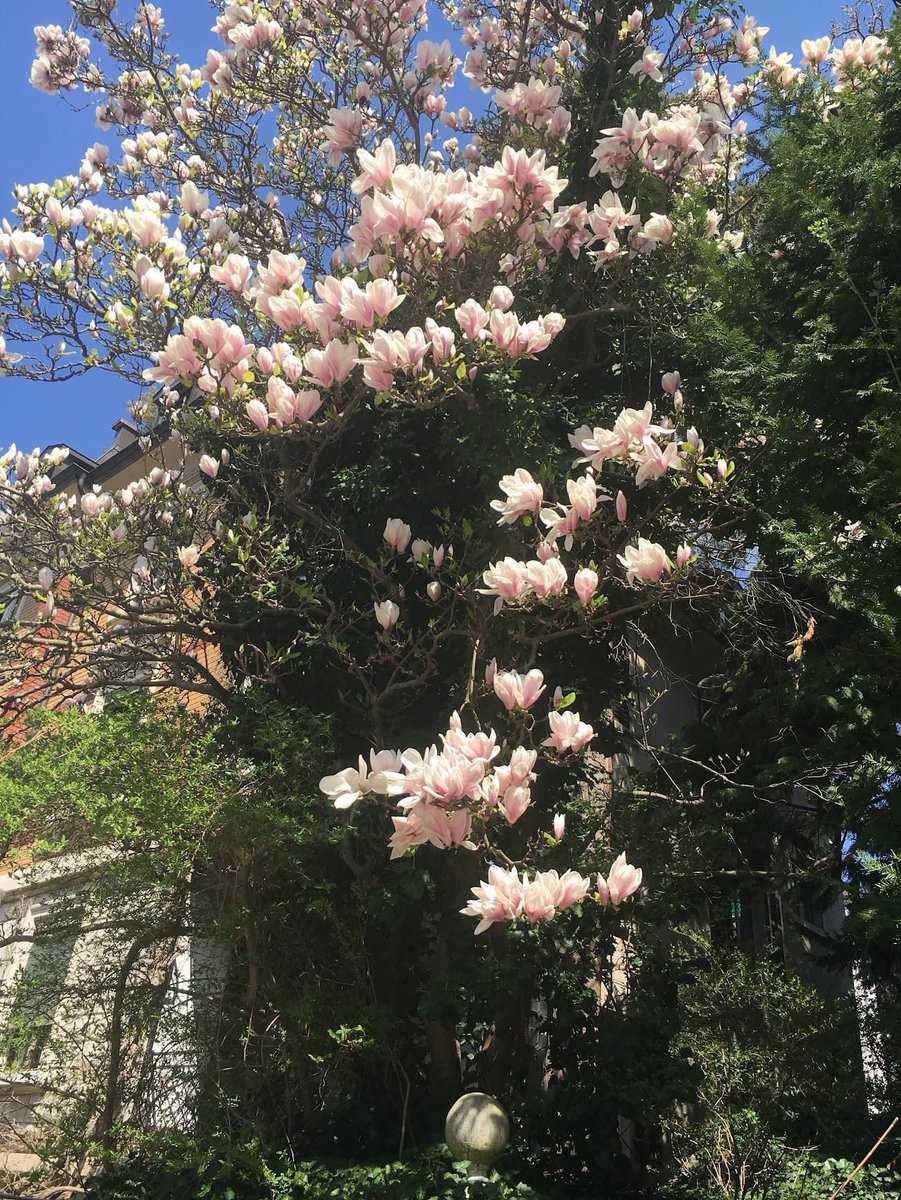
[0,0,842,459]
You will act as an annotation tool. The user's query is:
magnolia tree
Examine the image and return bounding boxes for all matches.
[0,0,893,1137]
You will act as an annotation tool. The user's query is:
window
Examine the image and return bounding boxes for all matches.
[1,901,81,1073]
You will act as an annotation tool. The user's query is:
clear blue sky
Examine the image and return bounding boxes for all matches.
[0,0,845,459]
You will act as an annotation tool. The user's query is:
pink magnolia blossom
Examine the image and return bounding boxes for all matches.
[366,278,406,320]
[383,517,412,553]
[635,214,674,251]
[388,801,475,859]
[479,557,530,605]
[491,468,543,524]
[619,403,657,446]
[388,803,475,859]
[374,599,400,630]
[124,208,167,248]
[455,298,489,340]
[501,783,531,824]
[525,557,568,597]
[551,869,592,909]
[765,47,802,90]
[359,327,427,390]
[180,180,209,215]
[257,249,305,293]
[210,254,252,293]
[8,231,45,263]
[587,191,639,242]
[295,389,323,422]
[145,318,254,393]
[139,267,169,301]
[487,308,521,355]
[460,865,526,933]
[521,871,558,921]
[199,454,219,479]
[618,538,672,585]
[553,813,566,840]
[574,567,599,605]
[490,285,514,311]
[246,399,269,431]
[633,438,683,487]
[320,757,370,809]
[569,423,629,468]
[676,543,694,568]
[506,746,538,786]
[523,869,590,922]
[597,853,643,906]
[461,866,590,934]
[177,544,201,568]
[321,106,363,166]
[493,668,546,711]
[566,474,597,521]
[366,750,404,796]
[543,709,595,753]
[615,491,628,522]
[425,318,455,364]
[629,48,665,83]
[352,139,397,194]
[303,340,358,387]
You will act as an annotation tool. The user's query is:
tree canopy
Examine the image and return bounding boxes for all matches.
[0,1,898,1196]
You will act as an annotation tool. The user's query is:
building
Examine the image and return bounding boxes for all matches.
[0,420,230,1181]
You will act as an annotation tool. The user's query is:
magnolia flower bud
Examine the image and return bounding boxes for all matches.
[615,491,627,522]
[427,581,441,601]
[177,544,200,568]
[553,813,566,840]
[37,566,54,590]
[199,454,219,478]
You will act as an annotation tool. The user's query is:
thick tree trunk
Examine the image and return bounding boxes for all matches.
[479,926,532,1103]
[425,931,462,1113]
